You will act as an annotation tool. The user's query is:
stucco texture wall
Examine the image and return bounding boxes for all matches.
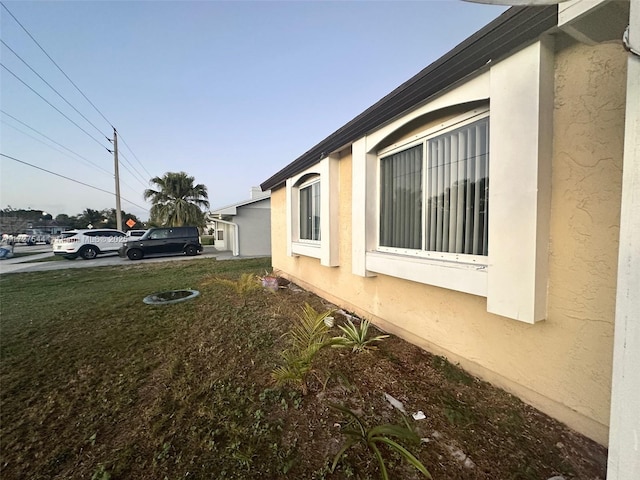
[270,39,626,445]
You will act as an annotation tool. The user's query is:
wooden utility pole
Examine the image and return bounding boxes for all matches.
[113,127,123,231]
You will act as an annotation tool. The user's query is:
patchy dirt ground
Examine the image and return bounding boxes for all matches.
[272,286,608,480]
[0,259,608,479]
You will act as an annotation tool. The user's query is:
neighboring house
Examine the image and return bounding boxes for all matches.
[208,187,271,257]
[261,3,639,475]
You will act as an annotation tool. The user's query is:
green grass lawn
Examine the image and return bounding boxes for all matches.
[0,258,607,479]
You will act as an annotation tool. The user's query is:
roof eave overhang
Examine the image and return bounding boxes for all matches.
[261,4,558,192]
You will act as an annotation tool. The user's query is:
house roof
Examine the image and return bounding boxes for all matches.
[261,5,558,192]
[210,191,271,216]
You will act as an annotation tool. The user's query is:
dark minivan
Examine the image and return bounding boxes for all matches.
[119,226,202,260]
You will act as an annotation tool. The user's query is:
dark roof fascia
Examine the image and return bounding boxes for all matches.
[261,5,558,192]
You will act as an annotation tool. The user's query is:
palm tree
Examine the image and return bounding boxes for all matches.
[144,172,210,227]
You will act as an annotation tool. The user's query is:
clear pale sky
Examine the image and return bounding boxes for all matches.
[0,0,506,220]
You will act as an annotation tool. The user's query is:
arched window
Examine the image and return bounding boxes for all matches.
[296,174,321,242]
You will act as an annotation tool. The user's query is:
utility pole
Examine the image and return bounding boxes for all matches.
[113,127,123,231]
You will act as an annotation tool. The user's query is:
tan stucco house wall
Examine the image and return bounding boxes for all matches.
[264,4,630,448]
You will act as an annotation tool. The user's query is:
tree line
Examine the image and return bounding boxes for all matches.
[1,171,210,234]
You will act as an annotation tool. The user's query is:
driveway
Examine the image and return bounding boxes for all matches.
[0,245,232,275]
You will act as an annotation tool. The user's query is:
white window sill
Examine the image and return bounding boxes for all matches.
[292,241,321,259]
[365,251,488,297]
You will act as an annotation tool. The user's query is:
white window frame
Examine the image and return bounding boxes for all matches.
[352,39,554,323]
[286,154,340,266]
[375,110,490,266]
[297,176,321,243]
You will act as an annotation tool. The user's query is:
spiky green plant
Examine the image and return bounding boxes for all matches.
[333,319,389,353]
[272,303,335,394]
[329,403,432,480]
[235,273,261,296]
[210,273,260,305]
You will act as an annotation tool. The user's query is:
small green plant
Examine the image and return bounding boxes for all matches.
[333,318,389,353]
[91,464,112,480]
[289,303,334,352]
[442,393,476,427]
[272,303,335,394]
[433,355,474,385]
[272,349,315,394]
[210,273,261,305]
[330,403,432,480]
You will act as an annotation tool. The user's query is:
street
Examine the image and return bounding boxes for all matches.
[0,244,230,275]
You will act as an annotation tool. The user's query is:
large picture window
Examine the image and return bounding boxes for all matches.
[379,115,489,257]
[299,178,321,241]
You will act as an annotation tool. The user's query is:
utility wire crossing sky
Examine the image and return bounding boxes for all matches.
[0,0,506,220]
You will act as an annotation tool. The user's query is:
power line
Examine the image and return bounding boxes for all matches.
[118,150,149,187]
[1,1,154,197]
[105,138,149,188]
[117,132,153,179]
[1,120,112,176]
[1,153,149,211]
[0,2,114,129]
[1,63,112,152]
[2,118,142,194]
[116,158,149,190]
[2,118,142,195]
[1,39,109,140]
[1,109,113,175]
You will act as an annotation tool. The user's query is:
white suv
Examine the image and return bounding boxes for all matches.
[52,229,127,260]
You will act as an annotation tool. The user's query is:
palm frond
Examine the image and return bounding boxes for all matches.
[271,303,335,394]
[144,171,209,226]
[288,303,333,352]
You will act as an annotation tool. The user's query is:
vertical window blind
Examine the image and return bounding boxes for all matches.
[379,116,489,256]
[379,144,423,249]
[427,117,488,255]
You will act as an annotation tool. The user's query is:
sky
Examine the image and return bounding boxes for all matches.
[0,0,507,221]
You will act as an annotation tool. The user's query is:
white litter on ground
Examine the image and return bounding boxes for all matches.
[383,393,406,413]
[445,444,476,469]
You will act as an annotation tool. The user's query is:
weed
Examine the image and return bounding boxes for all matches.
[91,465,112,480]
[321,370,355,393]
[154,441,172,464]
[510,463,541,479]
[330,403,432,480]
[433,355,474,385]
[442,393,476,427]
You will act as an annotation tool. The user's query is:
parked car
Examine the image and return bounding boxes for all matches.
[126,229,147,238]
[52,229,127,260]
[119,226,202,260]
